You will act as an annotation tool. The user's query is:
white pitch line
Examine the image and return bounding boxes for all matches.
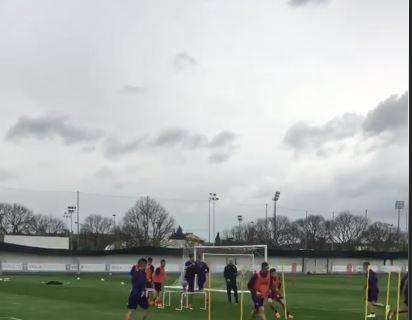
[0,317,23,320]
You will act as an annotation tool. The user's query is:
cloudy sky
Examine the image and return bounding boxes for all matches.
[0,0,409,238]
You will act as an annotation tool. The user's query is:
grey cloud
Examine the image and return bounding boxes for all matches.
[153,129,191,146]
[174,52,197,71]
[288,0,329,7]
[104,129,238,163]
[121,85,145,95]
[6,115,103,145]
[152,129,237,151]
[284,91,408,155]
[209,152,232,164]
[208,131,237,148]
[103,137,142,158]
[283,113,364,152]
[363,92,408,135]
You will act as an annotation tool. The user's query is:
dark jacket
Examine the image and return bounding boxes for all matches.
[224,264,238,281]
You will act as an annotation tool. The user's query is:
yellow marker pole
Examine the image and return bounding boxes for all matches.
[385,272,392,319]
[240,272,244,320]
[364,266,370,320]
[208,269,212,320]
[282,266,288,319]
[395,272,401,320]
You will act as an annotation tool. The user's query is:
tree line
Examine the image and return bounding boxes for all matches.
[0,197,175,250]
[0,198,408,251]
[221,212,408,251]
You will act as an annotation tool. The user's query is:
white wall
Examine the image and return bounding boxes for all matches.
[0,251,408,274]
[4,235,69,250]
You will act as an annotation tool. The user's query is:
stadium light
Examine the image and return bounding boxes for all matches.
[395,200,405,234]
[272,191,280,247]
[209,193,219,244]
[237,215,243,227]
[112,214,116,234]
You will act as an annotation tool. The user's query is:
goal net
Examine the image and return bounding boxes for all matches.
[194,245,267,289]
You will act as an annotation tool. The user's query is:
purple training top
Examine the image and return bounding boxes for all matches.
[184,260,197,279]
[130,266,147,293]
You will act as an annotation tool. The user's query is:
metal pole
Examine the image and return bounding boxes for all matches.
[76,191,80,249]
[305,210,308,250]
[365,209,368,220]
[273,200,277,246]
[208,198,211,243]
[331,211,335,251]
[265,204,268,243]
[213,200,216,242]
[397,208,400,235]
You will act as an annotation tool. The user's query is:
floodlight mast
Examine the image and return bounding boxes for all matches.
[272,191,280,247]
[395,200,405,235]
[209,193,219,244]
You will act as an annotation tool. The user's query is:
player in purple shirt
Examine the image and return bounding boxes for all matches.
[196,258,209,291]
[125,258,149,320]
[363,262,384,318]
[182,253,197,309]
[184,253,197,292]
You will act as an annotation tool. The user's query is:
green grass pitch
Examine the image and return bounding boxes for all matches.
[0,273,406,320]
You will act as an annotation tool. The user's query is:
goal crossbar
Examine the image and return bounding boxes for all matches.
[194,244,268,262]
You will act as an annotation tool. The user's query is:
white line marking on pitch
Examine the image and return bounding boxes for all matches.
[0,317,23,320]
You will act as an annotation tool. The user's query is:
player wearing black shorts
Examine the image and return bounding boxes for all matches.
[125,258,149,320]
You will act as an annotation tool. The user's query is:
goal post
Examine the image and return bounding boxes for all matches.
[194,244,268,320]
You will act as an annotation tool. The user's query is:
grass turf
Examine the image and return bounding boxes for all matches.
[0,273,406,320]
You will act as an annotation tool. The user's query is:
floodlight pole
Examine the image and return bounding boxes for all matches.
[272,191,280,247]
[265,204,268,243]
[76,191,80,249]
[208,197,211,243]
[305,210,308,250]
[331,211,335,251]
[209,193,219,244]
[395,200,405,235]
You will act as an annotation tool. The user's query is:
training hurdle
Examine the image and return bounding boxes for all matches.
[364,267,403,320]
[163,285,207,311]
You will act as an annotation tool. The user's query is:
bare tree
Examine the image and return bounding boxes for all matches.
[2,203,34,234]
[332,211,368,250]
[364,222,397,251]
[80,214,114,250]
[0,203,13,234]
[122,196,175,247]
[81,214,113,235]
[30,214,67,235]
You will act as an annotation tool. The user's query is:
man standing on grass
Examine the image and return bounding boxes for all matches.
[183,253,197,309]
[125,258,149,320]
[248,262,271,320]
[152,259,167,307]
[364,261,385,319]
[196,256,210,291]
[224,259,239,304]
[388,271,408,320]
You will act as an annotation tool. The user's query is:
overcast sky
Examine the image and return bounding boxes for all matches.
[0,0,409,239]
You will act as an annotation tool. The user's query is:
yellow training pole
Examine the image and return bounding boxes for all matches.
[282,266,288,319]
[385,272,392,319]
[208,267,212,320]
[364,266,370,320]
[240,272,244,320]
[396,272,401,320]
